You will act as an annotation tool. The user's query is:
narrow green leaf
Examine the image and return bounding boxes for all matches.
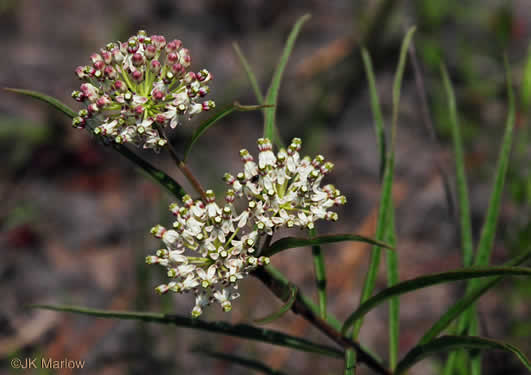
[521,43,531,111]
[342,266,531,335]
[473,57,515,269]
[254,286,297,324]
[345,27,416,374]
[261,233,392,257]
[310,227,327,320]
[184,102,271,161]
[396,335,531,374]
[192,348,287,375]
[31,304,343,358]
[5,88,77,118]
[361,48,387,176]
[444,56,516,375]
[385,204,399,369]
[418,249,531,345]
[232,42,265,104]
[441,64,474,267]
[263,14,311,143]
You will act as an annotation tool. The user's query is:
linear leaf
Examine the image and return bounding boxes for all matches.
[184,102,271,161]
[5,88,77,118]
[345,27,416,374]
[192,348,287,375]
[396,335,531,374]
[342,266,531,335]
[254,286,297,324]
[361,48,387,177]
[261,233,392,257]
[31,304,343,358]
[263,14,311,143]
[232,42,265,104]
[441,64,474,267]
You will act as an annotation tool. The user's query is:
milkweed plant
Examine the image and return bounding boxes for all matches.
[8,15,531,375]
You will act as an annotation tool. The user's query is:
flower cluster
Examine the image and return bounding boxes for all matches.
[146,138,346,317]
[71,30,215,151]
[147,191,270,318]
[224,138,347,231]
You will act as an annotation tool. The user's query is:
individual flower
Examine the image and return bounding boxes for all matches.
[224,137,346,231]
[71,30,215,151]
[146,192,269,317]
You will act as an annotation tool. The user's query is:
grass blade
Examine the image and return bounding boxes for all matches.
[263,14,311,143]
[418,249,531,345]
[261,233,392,257]
[385,204,399,369]
[441,64,475,268]
[192,348,287,375]
[232,42,265,104]
[396,335,531,374]
[361,48,386,176]
[5,88,77,118]
[254,286,297,325]
[31,304,343,359]
[184,102,270,161]
[342,266,531,335]
[345,26,416,374]
[310,228,327,320]
[521,43,531,112]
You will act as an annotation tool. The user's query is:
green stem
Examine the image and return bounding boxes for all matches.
[310,228,327,320]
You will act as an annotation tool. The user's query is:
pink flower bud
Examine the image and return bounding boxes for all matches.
[135,105,144,116]
[150,60,161,74]
[127,38,139,53]
[90,53,102,64]
[113,80,127,92]
[131,69,144,82]
[111,48,124,63]
[93,60,105,70]
[152,90,164,101]
[132,52,144,67]
[145,44,157,59]
[155,114,166,124]
[171,63,183,74]
[167,52,179,64]
[75,66,86,79]
[151,35,166,50]
[104,65,117,79]
[101,50,112,64]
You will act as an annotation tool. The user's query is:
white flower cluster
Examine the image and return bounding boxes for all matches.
[147,191,270,318]
[147,138,346,317]
[71,30,215,151]
[224,138,346,231]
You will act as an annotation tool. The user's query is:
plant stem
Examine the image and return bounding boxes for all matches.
[160,128,208,202]
[252,267,391,375]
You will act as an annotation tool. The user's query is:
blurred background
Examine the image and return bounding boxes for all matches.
[1,0,530,374]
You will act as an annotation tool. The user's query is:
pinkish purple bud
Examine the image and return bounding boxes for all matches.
[75,66,86,79]
[88,103,99,114]
[90,53,102,64]
[165,40,180,53]
[198,87,209,97]
[93,60,105,70]
[152,35,166,50]
[135,105,144,116]
[101,50,112,64]
[179,48,191,67]
[104,65,117,79]
[183,72,196,84]
[145,44,157,59]
[152,90,164,101]
[155,114,166,124]
[132,53,144,67]
[167,52,179,64]
[150,60,161,74]
[171,63,183,74]
[127,38,139,53]
[111,48,124,63]
[96,96,111,107]
[131,69,144,82]
[113,80,127,92]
